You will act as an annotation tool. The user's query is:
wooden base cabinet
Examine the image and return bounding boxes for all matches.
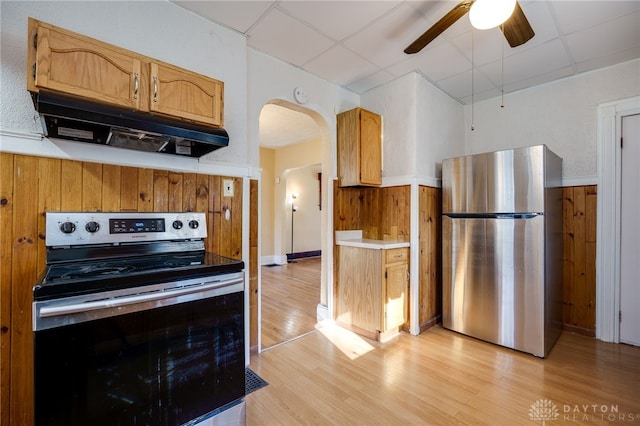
[27,18,224,127]
[336,246,408,341]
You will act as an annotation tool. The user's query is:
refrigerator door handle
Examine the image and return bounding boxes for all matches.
[443,213,543,219]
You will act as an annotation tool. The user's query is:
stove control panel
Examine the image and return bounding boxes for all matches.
[46,212,207,246]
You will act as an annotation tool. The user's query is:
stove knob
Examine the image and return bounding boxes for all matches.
[85,221,100,233]
[172,220,183,230]
[60,221,76,234]
[188,220,199,229]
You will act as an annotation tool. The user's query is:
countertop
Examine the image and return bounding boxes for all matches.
[335,230,410,250]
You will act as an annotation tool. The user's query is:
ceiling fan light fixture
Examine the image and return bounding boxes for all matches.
[469,0,516,30]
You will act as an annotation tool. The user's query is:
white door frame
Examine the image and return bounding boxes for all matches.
[596,96,640,343]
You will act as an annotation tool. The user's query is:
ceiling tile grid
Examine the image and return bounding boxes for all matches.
[171,0,640,145]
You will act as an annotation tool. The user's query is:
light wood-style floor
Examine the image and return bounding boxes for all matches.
[260,257,321,349]
[248,325,640,425]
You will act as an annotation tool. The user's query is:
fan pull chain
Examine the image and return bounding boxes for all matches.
[471,28,475,131]
[501,27,505,109]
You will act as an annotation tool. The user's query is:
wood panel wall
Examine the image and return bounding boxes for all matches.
[333,184,410,240]
[0,153,244,426]
[334,183,598,337]
[249,179,259,348]
[334,183,440,329]
[418,186,441,331]
[562,185,597,336]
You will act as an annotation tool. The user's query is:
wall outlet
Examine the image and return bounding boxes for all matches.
[223,179,234,197]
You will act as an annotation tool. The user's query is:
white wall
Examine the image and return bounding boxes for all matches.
[285,164,322,255]
[0,1,248,170]
[361,73,418,179]
[248,49,359,307]
[464,59,640,184]
[361,72,465,184]
[415,74,466,181]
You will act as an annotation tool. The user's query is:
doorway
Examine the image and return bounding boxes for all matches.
[258,102,324,350]
[620,113,640,346]
[596,96,640,344]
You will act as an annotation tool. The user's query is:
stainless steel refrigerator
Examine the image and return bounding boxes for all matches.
[442,145,563,358]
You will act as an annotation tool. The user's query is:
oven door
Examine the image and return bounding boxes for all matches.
[33,272,245,426]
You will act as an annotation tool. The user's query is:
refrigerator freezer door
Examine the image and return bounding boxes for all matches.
[443,145,546,214]
[442,215,546,357]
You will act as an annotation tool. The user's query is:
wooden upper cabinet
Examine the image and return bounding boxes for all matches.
[337,107,382,187]
[27,18,142,110]
[27,18,224,127]
[149,62,224,127]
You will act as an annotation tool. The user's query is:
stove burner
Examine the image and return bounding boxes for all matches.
[59,264,137,280]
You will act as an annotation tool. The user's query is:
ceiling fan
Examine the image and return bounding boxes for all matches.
[404,0,535,54]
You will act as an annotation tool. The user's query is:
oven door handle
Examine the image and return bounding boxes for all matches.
[38,277,243,318]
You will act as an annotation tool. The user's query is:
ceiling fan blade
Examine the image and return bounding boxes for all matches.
[404,0,473,54]
[501,1,535,47]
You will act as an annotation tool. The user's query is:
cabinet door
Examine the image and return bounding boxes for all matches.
[359,109,382,186]
[385,263,408,330]
[336,246,382,332]
[149,62,224,127]
[30,23,141,110]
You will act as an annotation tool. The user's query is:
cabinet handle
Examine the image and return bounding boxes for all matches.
[153,76,158,102]
[133,73,139,100]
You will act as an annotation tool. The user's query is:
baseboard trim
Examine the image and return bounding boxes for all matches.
[261,255,287,265]
[563,323,596,337]
[316,303,330,324]
[286,250,321,261]
[419,316,440,334]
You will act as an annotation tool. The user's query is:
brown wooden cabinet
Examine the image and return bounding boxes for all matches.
[27,18,224,127]
[336,245,408,341]
[27,18,143,110]
[149,62,224,127]
[337,107,382,187]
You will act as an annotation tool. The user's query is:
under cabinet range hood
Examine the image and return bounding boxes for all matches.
[32,91,229,157]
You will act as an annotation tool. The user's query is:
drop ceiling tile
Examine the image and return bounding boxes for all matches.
[460,86,503,105]
[247,8,334,66]
[564,11,640,63]
[412,41,472,81]
[436,68,496,102]
[502,65,575,94]
[347,69,397,94]
[303,45,379,87]
[550,0,640,35]
[449,28,508,67]
[279,1,401,41]
[479,39,572,86]
[343,2,433,68]
[505,1,560,50]
[575,47,640,74]
[172,1,274,33]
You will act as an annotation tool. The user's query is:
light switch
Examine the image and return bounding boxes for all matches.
[223,179,234,197]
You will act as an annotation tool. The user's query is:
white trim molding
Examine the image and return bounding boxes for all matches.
[0,131,253,178]
[596,96,640,343]
[562,175,599,187]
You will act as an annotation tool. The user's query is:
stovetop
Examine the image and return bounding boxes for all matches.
[35,212,245,301]
[34,252,244,301]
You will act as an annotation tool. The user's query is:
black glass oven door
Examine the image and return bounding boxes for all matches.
[34,291,244,426]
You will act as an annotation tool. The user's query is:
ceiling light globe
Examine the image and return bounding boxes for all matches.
[469,0,517,30]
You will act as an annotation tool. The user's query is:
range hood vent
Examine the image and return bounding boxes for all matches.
[33,91,229,158]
